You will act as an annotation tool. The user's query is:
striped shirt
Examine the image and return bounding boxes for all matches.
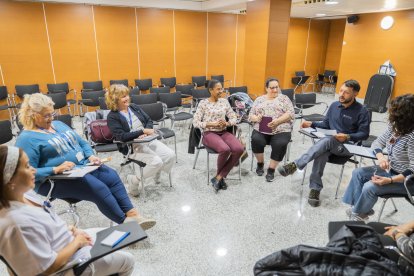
[397,234,414,274]
[371,125,414,177]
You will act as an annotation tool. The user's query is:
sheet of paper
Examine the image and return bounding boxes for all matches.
[344,144,376,158]
[101,230,130,247]
[62,166,100,177]
[301,127,316,134]
[315,128,337,136]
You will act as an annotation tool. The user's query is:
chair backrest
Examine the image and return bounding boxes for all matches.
[0,86,8,101]
[160,77,176,88]
[295,92,316,109]
[47,82,69,94]
[281,89,294,103]
[54,114,72,128]
[98,97,108,110]
[15,84,40,98]
[150,86,170,95]
[228,86,248,95]
[131,93,158,105]
[211,75,224,84]
[0,120,13,144]
[47,92,67,110]
[295,71,305,77]
[139,102,164,122]
[192,76,206,87]
[135,79,152,91]
[324,70,336,77]
[158,92,181,109]
[130,87,140,95]
[192,88,210,99]
[109,79,129,87]
[176,84,194,95]
[81,90,106,107]
[363,74,393,113]
[82,81,103,91]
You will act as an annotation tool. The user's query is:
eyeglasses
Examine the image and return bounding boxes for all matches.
[38,111,57,120]
[268,87,279,90]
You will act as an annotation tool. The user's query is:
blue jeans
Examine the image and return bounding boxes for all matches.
[342,166,413,214]
[38,165,134,224]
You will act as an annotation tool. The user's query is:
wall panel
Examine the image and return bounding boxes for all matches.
[0,1,53,93]
[207,13,238,87]
[45,3,98,94]
[324,19,345,75]
[94,6,139,87]
[175,10,207,84]
[136,8,174,84]
[235,15,246,86]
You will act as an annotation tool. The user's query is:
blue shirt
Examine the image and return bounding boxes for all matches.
[15,121,94,189]
[311,100,370,142]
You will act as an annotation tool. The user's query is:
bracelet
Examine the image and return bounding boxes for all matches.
[390,177,393,184]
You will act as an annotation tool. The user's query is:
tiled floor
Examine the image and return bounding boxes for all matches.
[2,93,412,275]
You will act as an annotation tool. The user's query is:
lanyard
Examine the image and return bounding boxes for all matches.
[39,125,76,151]
[121,108,134,129]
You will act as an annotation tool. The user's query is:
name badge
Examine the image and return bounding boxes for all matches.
[76,151,84,162]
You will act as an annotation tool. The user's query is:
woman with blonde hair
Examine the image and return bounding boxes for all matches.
[15,93,156,229]
[106,84,175,196]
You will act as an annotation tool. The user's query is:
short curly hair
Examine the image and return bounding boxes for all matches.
[388,94,414,136]
[19,93,55,130]
[105,84,130,111]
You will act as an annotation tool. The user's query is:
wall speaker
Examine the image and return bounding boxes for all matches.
[347,15,359,24]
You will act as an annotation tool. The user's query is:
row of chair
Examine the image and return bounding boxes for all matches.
[291,70,338,93]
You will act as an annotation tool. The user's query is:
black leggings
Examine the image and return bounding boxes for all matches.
[251,130,291,161]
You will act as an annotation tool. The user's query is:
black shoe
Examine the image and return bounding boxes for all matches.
[265,168,275,182]
[308,189,321,207]
[278,162,297,177]
[256,163,264,176]
[219,179,228,190]
[210,177,221,193]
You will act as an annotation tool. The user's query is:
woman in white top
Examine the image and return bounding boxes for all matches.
[0,146,134,275]
[193,79,244,192]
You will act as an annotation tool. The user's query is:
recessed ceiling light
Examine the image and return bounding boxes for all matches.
[181,205,191,212]
[216,248,228,257]
[381,16,394,30]
[316,13,326,17]
[325,1,339,4]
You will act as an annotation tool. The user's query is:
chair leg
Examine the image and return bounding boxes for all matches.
[58,203,80,227]
[140,166,145,201]
[174,135,177,163]
[207,151,210,185]
[301,166,307,186]
[377,198,388,222]
[193,148,200,169]
[169,172,172,187]
[238,157,242,181]
[390,198,398,212]
[250,148,254,171]
[335,165,345,199]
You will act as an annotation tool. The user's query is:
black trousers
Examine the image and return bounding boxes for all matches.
[251,130,291,162]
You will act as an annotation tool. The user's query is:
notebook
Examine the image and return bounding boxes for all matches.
[259,116,273,134]
[134,133,159,143]
[101,230,130,247]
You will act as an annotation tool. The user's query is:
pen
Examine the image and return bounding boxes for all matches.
[112,232,130,248]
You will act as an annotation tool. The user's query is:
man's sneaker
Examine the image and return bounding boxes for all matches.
[256,163,265,176]
[278,162,297,177]
[219,179,228,190]
[346,208,374,219]
[265,169,275,182]
[350,213,369,222]
[210,177,221,193]
[126,175,140,197]
[308,189,320,207]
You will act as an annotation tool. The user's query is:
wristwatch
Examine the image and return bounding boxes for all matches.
[392,228,405,239]
[346,134,351,141]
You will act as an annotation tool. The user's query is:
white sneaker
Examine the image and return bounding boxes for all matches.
[126,175,140,197]
[154,172,161,184]
[124,216,156,230]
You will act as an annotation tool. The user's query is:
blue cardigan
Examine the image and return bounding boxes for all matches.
[15,121,94,188]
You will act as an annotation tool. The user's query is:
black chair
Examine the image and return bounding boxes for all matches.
[292,71,310,93]
[192,88,210,110]
[98,97,108,110]
[176,84,194,108]
[47,92,68,113]
[54,114,73,128]
[135,79,153,92]
[160,77,176,89]
[295,93,328,122]
[13,84,40,108]
[228,86,248,95]
[82,81,103,92]
[0,120,13,144]
[150,86,170,100]
[139,102,177,161]
[211,74,232,87]
[79,90,106,130]
[315,70,337,93]
[109,79,129,87]
[131,93,158,105]
[377,175,414,222]
[158,92,193,128]
[0,86,14,123]
[192,76,207,88]
[295,71,305,77]
[47,82,77,116]
[130,87,141,96]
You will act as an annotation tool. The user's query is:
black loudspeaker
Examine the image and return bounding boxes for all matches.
[347,15,359,24]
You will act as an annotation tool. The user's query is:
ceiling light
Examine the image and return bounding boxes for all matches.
[381,16,394,30]
[325,1,339,4]
[384,0,397,10]
[315,13,326,17]
[181,205,191,212]
[216,248,228,257]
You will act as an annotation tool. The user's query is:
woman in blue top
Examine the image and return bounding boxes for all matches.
[15,93,155,229]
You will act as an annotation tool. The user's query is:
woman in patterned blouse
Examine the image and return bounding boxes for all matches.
[248,78,295,182]
[193,79,244,193]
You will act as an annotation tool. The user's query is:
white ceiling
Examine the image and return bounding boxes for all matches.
[32,0,414,18]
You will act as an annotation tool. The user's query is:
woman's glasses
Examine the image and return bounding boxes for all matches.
[38,111,57,120]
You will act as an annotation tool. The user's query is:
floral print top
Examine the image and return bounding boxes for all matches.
[193,98,238,132]
[248,94,295,135]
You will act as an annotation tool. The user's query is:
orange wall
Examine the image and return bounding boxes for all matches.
[0,1,245,98]
[324,19,346,74]
[338,9,414,98]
